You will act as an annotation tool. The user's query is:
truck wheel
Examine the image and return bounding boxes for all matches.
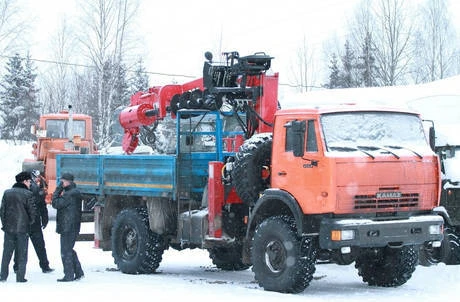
[111,207,164,274]
[419,226,460,266]
[208,243,250,271]
[232,133,272,206]
[251,216,316,293]
[355,245,418,287]
[419,226,450,266]
[442,227,460,265]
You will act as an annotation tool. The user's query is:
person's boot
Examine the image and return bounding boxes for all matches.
[15,267,27,283]
[74,271,84,280]
[57,276,74,282]
[42,267,54,273]
[0,270,8,281]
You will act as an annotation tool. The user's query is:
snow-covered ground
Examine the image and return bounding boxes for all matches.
[1,222,459,302]
[2,77,460,300]
[1,138,460,302]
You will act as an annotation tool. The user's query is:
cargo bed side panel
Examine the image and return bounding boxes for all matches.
[57,154,176,198]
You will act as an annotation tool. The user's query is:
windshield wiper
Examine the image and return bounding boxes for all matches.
[385,145,423,159]
[358,145,400,159]
[329,146,357,152]
[329,146,375,159]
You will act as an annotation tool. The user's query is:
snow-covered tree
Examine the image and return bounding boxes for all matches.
[370,0,414,86]
[289,35,317,92]
[0,53,39,142]
[411,0,458,83]
[340,40,359,88]
[357,31,379,87]
[324,41,361,89]
[324,53,341,89]
[39,17,78,114]
[129,58,149,95]
[344,0,415,86]
[78,0,140,149]
[83,58,130,146]
[0,0,29,56]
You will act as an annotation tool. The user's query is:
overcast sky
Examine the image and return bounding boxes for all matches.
[24,0,460,89]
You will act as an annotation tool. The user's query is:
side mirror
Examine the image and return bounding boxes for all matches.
[429,126,435,152]
[423,120,436,152]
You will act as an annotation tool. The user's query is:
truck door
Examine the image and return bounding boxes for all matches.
[272,118,332,214]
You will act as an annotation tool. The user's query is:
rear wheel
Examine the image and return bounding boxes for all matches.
[251,216,316,293]
[355,246,418,287]
[111,207,164,274]
[442,227,460,265]
[419,226,460,266]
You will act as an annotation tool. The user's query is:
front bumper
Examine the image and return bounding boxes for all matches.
[319,215,444,249]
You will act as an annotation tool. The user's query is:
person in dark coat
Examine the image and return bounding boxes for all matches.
[0,171,36,283]
[14,170,53,273]
[51,172,84,282]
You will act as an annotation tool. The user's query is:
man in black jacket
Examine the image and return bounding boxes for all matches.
[0,171,36,283]
[52,172,84,282]
[14,170,53,273]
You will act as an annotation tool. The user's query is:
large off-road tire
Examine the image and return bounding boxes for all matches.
[419,226,460,266]
[442,227,460,265]
[111,207,165,274]
[251,216,317,293]
[208,243,250,271]
[419,227,449,266]
[231,133,272,206]
[355,245,418,287]
[419,242,443,266]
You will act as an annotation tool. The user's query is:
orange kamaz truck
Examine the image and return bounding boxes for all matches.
[54,51,443,293]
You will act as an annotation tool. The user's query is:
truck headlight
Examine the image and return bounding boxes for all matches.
[432,241,442,247]
[331,229,355,241]
[428,224,442,235]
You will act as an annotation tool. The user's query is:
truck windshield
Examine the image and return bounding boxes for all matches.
[46,120,86,139]
[321,111,428,152]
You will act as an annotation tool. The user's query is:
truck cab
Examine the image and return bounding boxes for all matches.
[23,109,97,203]
[272,106,439,217]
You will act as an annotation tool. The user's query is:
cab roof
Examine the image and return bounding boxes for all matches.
[275,103,420,117]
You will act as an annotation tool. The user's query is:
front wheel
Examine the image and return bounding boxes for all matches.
[355,246,418,287]
[111,207,165,274]
[251,216,316,293]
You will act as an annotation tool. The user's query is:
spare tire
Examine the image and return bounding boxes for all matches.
[231,133,272,206]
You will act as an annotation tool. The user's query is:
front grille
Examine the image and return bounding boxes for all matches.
[354,193,419,209]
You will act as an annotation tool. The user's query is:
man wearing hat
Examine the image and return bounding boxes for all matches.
[0,171,37,282]
[51,172,84,282]
[13,170,53,274]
